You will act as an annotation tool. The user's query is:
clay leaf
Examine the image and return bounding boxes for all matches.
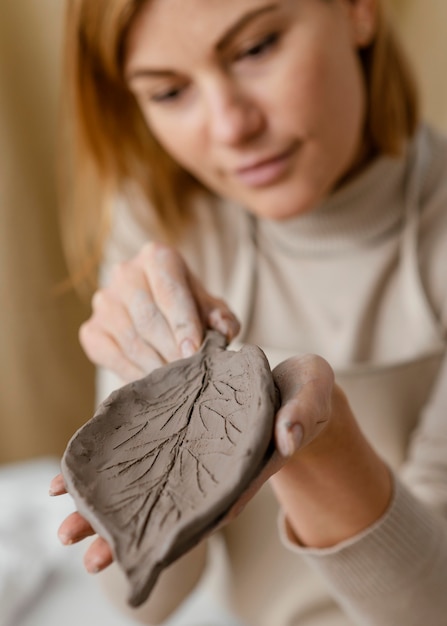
[61,331,277,607]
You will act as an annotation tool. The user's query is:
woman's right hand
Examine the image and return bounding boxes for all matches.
[80,242,240,382]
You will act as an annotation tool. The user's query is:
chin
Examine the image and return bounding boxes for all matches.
[246,184,325,221]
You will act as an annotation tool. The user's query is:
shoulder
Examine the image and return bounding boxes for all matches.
[417,124,447,207]
[414,124,447,328]
[102,192,159,272]
[101,190,252,292]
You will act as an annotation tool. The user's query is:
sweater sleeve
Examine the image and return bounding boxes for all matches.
[278,350,447,625]
[279,476,447,626]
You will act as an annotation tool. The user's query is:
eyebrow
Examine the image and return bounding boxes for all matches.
[216,3,279,52]
[126,3,280,82]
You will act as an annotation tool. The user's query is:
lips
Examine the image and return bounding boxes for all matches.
[233,144,297,188]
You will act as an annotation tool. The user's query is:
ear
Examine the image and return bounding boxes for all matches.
[345,0,379,48]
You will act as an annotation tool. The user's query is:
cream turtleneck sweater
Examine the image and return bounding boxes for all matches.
[99,125,447,625]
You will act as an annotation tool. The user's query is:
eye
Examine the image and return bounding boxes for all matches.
[150,85,185,104]
[236,32,279,62]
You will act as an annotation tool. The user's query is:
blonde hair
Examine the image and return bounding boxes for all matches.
[61,0,419,291]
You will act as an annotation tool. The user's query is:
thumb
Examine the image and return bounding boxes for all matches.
[272,355,334,458]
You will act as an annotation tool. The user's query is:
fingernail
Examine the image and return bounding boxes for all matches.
[209,310,232,338]
[58,533,71,545]
[85,557,104,574]
[49,484,62,496]
[180,338,196,358]
[277,422,304,458]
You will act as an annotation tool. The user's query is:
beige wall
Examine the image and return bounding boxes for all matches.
[391,0,447,132]
[0,1,445,463]
[0,0,94,463]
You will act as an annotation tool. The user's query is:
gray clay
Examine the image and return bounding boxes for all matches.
[62,331,278,607]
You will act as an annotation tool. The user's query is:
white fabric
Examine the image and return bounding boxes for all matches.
[0,458,74,625]
[0,460,245,626]
[0,460,139,626]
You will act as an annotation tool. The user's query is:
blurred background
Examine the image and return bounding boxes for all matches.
[1,0,447,467]
[0,0,446,624]
[0,0,94,465]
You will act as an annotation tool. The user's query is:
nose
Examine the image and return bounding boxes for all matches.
[204,77,265,146]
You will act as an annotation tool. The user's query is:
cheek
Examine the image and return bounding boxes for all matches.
[262,54,323,136]
[317,46,366,152]
[278,44,365,140]
[289,46,366,191]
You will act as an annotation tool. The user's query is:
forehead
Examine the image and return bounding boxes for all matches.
[125,0,283,70]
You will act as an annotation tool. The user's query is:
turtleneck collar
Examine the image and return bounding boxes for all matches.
[255,146,410,256]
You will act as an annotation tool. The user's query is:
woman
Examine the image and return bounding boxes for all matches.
[52,0,447,624]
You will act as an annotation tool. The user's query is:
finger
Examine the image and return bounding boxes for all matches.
[189,274,240,341]
[140,243,205,357]
[79,319,149,383]
[90,290,165,374]
[207,307,240,341]
[84,536,114,574]
[108,259,180,362]
[49,473,67,496]
[273,355,334,458]
[58,511,96,545]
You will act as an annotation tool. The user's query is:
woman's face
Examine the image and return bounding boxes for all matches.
[125,0,376,220]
